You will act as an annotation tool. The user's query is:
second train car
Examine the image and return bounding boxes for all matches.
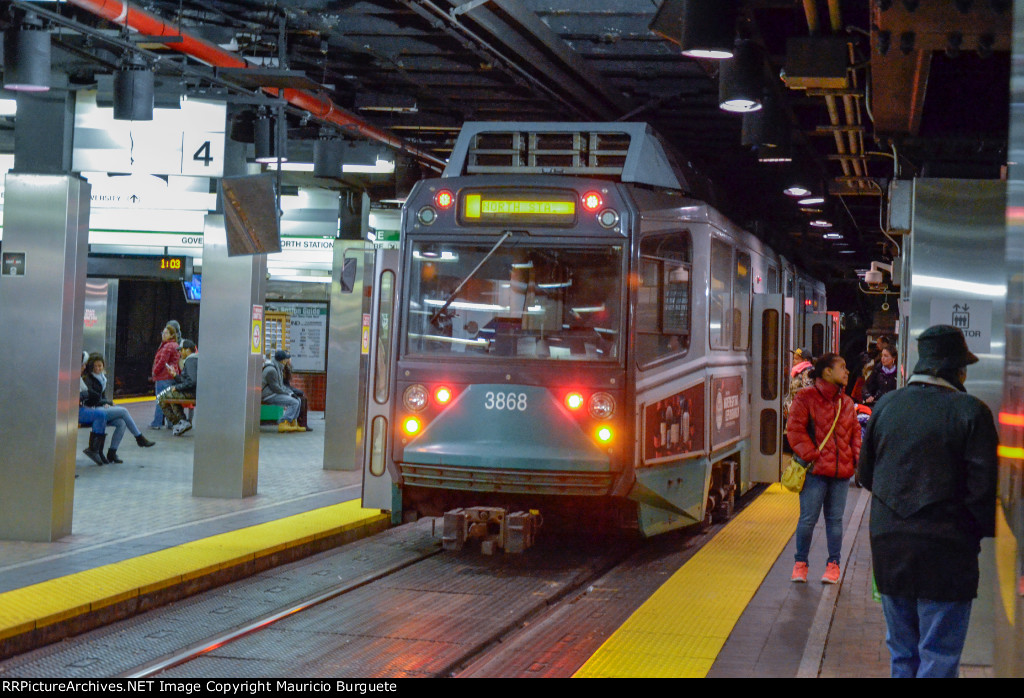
[361,123,834,547]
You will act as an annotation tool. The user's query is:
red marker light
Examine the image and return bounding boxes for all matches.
[435,190,454,209]
[565,392,584,410]
[582,191,603,212]
[435,387,452,404]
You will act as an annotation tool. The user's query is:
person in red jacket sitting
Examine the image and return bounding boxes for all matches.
[786,352,862,584]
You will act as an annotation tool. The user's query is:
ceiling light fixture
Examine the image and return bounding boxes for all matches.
[719,40,764,113]
[784,185,811,197]
[313,132,342,177]
[798,196,825,205]
[254,112,287,164]
[113,56,154,121]
[3,13,51,92]
[743,91,791,162]
[679,0,737,60]
[810,219,832,228]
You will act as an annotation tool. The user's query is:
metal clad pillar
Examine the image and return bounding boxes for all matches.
[323,191,371,471]
[323,240,370,471]
[906,178,1007,666]
[0,174,90,540]
[191,215,267,497]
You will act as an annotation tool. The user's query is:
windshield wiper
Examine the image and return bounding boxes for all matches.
[429,231,514,328]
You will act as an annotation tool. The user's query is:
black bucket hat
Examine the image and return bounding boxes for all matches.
[912,324,978,373]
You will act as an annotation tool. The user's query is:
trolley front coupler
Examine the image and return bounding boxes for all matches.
[442,506,542,554]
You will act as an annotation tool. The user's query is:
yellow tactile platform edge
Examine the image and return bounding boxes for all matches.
[575,484,799,678]
[0,500,387,641]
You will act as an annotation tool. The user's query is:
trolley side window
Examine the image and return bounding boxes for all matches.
[709,238,733,350]
[733,250,751,351]
[636,232,692,366]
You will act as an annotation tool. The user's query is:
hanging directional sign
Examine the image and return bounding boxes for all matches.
[929,299,993,354]
[73,92,226,177]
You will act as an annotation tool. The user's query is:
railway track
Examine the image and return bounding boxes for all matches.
[0,496,753,679]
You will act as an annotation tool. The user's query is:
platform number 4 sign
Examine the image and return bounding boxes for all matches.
[181,130,225,177]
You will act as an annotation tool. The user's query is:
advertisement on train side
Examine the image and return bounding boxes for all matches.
[711,375,744,449]
[643,382,704,465]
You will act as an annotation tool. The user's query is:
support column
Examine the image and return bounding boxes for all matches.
[0,174,91,540]
[323,190,371,472]
[191,215,267,497]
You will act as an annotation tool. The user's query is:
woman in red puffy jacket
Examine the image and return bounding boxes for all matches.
[148,323,180,428]
[785,352,861,585]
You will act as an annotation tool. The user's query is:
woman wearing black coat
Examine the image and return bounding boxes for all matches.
[81,354,155,463]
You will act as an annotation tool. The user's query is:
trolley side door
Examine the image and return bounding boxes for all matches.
[751,294,785,482]
[361,248,402,515]
[805,311,830,358]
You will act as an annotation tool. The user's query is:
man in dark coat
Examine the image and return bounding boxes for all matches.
[857,325,998,678]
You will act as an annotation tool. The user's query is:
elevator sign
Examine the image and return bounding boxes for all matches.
[929,299,992,354]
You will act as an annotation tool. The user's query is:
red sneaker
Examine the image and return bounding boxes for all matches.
[822,562,841,584]
[791,562,808,583]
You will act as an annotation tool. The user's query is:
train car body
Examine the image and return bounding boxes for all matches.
[361,123,830,540]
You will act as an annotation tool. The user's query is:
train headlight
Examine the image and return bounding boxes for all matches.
[596,426,613,443]
[589,392,615,420]
[403,417,421,435]
[434,189,454,209]
[597,208,619,229]
[403,384,428,412]
[582,191,603,212]
[417,206,437,225]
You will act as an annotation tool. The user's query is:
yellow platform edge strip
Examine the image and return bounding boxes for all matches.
[574,484,799,678]
[0,500,387,640]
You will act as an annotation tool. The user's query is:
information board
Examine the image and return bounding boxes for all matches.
[265,302,328,372]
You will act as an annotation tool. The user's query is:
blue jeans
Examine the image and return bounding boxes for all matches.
[263,392,300,422]
[795,473,849,565]
[151,379,174,426]
[880,595,972,678]
[79,406,107,435]
[101,405,141,450]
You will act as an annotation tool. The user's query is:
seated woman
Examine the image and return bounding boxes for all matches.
[81,353,156,464]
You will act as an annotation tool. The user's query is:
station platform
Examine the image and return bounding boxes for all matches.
[0,401,995,677]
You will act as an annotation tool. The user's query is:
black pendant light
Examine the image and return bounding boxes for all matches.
[680,0,737,59]
[113,57,154,121]
[719,40,764,113]
[313,134,342,177]
[254,112,288,163]
[742,91,791,162]
[3,13,51,92]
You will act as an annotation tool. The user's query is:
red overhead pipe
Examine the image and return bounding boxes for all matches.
[65,0,448,170]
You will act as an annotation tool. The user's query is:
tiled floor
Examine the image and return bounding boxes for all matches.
[0,401,362,592]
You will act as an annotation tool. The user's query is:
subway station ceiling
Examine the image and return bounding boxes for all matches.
[0,0,1013,289]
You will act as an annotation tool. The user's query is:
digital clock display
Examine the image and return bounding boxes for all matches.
[160,258,183,270]
[458,189,577,227]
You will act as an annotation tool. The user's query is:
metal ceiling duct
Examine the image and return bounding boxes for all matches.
[64,0,447,171]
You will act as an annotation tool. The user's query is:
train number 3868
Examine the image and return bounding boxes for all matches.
[483,391,528,411]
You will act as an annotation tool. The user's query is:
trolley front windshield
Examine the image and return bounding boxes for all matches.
[404,240,623,361]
